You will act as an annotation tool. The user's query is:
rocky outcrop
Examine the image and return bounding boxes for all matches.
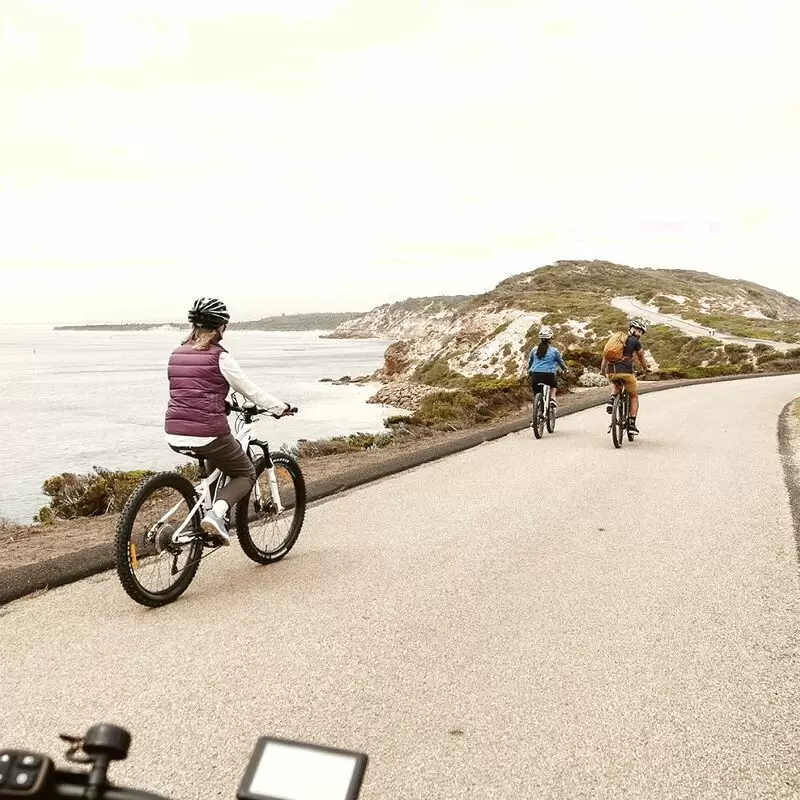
[382,341,414,378]
[366,382,452,412]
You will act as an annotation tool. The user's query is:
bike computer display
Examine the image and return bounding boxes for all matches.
[237,737,367,800]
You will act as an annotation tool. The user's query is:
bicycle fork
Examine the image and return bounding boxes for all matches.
[259,462,285,514]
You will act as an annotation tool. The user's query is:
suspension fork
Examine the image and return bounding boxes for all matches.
[250,440,285,514]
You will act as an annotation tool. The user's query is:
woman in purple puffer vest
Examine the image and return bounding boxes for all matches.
[165,297,294,545]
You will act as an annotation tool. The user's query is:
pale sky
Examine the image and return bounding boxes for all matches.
[2,0,799,323]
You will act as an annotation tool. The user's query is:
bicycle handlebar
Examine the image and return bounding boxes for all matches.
[48,771,170,799]
[0,725,173,800]
[2,723,368,799]
[225,398,298,419]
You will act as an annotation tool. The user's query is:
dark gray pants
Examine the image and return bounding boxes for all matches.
[172,434,255,507]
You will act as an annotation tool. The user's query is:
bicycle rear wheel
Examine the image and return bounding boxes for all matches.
[115,472,204,607]
[611,392,625,449]
[236,452,307,564]
[532,392,545,439]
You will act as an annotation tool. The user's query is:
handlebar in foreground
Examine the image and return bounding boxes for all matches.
[1,724,367,800]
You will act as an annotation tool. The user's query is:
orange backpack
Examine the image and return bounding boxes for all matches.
[603,331,628,364]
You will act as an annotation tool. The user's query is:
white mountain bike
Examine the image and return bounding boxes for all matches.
[115,393,306,607]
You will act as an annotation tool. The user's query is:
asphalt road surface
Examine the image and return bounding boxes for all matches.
[3,376,800,799]
[612,296,796,353]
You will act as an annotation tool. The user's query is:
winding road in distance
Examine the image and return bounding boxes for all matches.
[612,295,796,352]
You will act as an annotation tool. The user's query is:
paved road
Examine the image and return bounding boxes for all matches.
[612,296,796,352]
[3,376,800,799]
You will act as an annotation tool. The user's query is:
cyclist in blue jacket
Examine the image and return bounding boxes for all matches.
[527,324,568,408]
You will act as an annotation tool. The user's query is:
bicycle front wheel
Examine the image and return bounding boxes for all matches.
[611,393,625,449]
[624,393,636,441]
[546,396,556,434]
[533,393,545,439]
[236,452,306,564]
[115,472,204,607]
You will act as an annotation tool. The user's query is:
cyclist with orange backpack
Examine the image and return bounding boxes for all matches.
[600,317,649,434]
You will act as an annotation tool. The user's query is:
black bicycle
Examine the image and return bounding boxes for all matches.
[0,722,368,799]
[607,376,639,448]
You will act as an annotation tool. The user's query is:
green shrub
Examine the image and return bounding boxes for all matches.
[757,350,782,365]
[643,325,693,366]
[723,343,749,364]
[652,294,682,314]
[678,336,724,366]
[564,347,603,369]
[587,308,629,337]
[406,378,531,429]
[291,432,396,458]
[36,467,155,522]
[413,357,463,387]
[765,357,800,373]
[542,312,568,325]
[34,462,203,523]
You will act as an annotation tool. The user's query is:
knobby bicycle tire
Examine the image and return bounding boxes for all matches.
[533,393,545,439]
[546,394,556,434]
[623,391,636,442]
[115,472,204,607]
[236,452,307,564]
[611,392,625,449]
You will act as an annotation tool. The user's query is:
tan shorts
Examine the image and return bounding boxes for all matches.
[608,373,638,396]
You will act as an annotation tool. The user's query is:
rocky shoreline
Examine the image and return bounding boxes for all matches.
[320,371,451,412]
[322,368,612,411]
[366,381,452,411]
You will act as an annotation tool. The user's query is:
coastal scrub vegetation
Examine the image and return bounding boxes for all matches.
[33,464,200,524]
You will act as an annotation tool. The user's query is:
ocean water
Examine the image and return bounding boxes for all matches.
[0,325,400,523]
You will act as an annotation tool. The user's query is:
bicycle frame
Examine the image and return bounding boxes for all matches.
[531,381,551,411]
[155,414,284,545]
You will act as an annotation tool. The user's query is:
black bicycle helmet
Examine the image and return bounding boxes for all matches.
[188,297,230,328]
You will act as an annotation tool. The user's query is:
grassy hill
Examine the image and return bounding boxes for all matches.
[329,260,800,384]
[485,260,800,343]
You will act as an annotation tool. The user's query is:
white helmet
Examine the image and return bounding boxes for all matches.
[629,317,648,334]
[539,325,554,339]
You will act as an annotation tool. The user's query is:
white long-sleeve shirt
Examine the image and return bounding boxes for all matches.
[165,351,286,447]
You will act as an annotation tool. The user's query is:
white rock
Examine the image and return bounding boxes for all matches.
[578,370,609,388]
